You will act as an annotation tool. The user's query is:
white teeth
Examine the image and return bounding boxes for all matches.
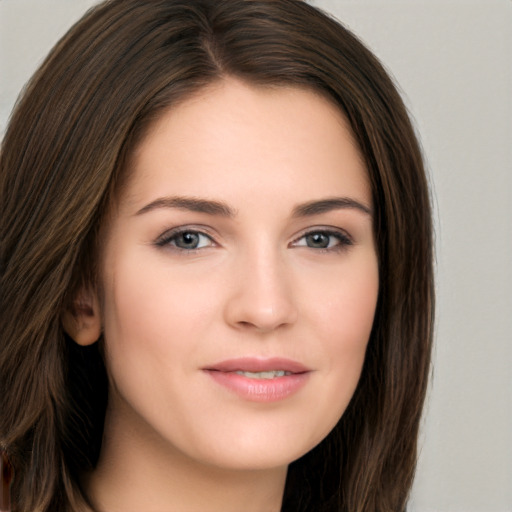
[235,370,290,379]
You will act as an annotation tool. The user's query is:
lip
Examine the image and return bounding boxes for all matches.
[205,357,310,374]
[203,357,311,403]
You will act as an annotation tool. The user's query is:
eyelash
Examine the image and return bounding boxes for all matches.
[291,229,353,252]
[154,227,353,253]
[154,227,216,251]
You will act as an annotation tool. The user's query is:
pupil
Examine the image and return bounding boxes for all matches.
[307,233,329,248]
[179,232,199,248]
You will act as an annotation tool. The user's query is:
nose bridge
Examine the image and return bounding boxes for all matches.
[224,240,298,332]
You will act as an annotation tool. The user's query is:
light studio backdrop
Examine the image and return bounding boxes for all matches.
[1,1,511,511]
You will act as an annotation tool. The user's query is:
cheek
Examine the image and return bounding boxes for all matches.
[99,254,221,434]
[100,251,230,410]
[102,251,216,349]
[310,254,379,354]
[303,255,378,427]
[100,264,170,405]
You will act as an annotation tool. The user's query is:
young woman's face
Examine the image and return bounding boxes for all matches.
[98,79,379,471]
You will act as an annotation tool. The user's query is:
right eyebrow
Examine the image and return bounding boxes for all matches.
[135,196,237,217]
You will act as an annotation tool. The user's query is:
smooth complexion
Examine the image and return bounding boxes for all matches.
[76,79,379,512]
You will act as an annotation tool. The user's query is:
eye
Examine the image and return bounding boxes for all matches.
[155,229,214,250]
[292,229,352,251]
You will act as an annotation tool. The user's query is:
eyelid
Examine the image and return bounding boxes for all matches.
[153,225,353,252]
[290,227,353,249]
[154,225,218,249]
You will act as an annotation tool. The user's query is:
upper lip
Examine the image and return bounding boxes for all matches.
[204,357,311,374]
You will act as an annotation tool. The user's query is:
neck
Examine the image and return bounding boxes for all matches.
[83,396,287,512]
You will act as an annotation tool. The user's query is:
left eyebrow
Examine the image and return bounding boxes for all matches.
[292,197,372,218]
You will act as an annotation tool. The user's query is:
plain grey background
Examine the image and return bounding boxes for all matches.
[1,1,511,511]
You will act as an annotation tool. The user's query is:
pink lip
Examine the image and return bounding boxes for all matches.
[206,357,310,374]
[203,357,311,403]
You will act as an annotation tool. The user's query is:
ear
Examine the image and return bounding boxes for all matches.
[61,287,102,346]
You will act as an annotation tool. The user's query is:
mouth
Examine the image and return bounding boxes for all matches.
[204,357,310,374]
[203,357,311,402]
[233,370,292,379]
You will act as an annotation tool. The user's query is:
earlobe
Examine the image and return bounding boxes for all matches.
[62,288,102,346]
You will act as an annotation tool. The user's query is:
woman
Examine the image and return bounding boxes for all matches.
[0,0,434,511]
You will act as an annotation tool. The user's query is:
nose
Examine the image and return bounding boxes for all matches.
[223,248,298,333]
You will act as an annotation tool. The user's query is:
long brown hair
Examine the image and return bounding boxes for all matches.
[0,1,434,510]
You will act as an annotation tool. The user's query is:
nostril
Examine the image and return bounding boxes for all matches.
[238,321,253,328]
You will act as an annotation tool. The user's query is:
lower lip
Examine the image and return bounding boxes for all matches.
[205,371,310,402]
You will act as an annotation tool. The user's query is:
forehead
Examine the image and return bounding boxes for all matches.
[122,78,370,213]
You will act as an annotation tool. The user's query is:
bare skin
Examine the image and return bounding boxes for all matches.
[66,78,378,511]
